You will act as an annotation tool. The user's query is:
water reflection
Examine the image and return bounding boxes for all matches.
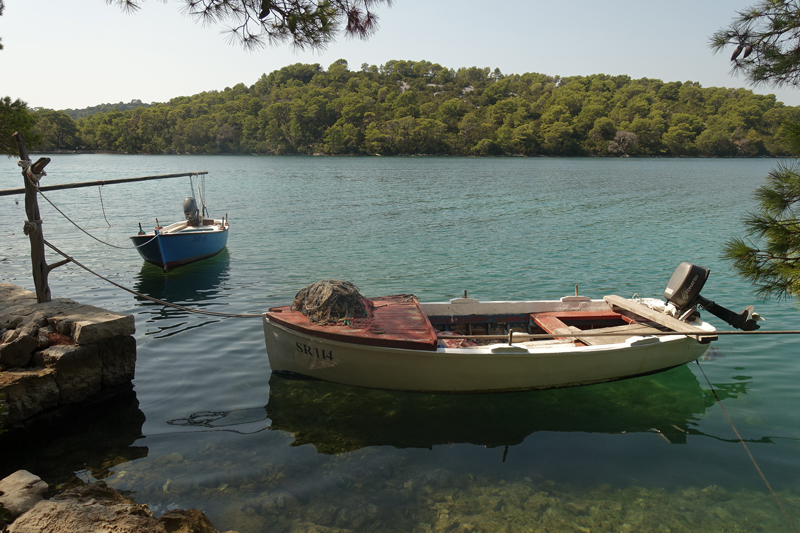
[0,389,148,488]
[263,366,750,453]
[133,249,231,336]
[166,366,753,454]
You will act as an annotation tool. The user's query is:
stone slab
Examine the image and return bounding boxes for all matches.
[0,470,48,518]
[0,284,134,344]
[35,345,102,405]
[0,368,59,426]
[0,368,59,425]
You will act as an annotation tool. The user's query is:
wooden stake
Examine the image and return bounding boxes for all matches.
[14,132,52,303]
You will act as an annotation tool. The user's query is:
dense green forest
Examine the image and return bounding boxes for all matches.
[61,99,153,120]
[29,59,800,156]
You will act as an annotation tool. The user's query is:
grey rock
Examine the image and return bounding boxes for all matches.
[0,470,48,518]
[37,344,102,404]
[0,334,38,368]
[0,369,59,425]
[18,322,38,339]
[7,481,233,533]
[2,328,19,344]
[36,333,50,350]
[98,336,137,387]
[0,315,22,330]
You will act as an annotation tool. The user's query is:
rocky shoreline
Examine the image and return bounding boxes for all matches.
[0,283,135,431]
[0,470,236,532]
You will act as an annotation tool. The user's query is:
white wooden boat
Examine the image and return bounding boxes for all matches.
[263,291,719,393]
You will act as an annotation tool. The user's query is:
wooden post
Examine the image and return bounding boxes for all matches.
[13,132,53,303]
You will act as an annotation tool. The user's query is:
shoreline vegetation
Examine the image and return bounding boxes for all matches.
[28,59,800,158]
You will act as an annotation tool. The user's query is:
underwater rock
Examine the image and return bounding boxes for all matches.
[7,481,237,533]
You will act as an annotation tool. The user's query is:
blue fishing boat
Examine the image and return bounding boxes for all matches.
[131,178,229,272]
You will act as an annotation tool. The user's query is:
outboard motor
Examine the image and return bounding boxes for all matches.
[664,262,761,331]
[183,197,201,226]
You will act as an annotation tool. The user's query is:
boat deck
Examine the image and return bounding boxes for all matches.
[266,295,440,351]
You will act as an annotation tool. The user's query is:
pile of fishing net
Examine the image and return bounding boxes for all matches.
[291,280,375,326]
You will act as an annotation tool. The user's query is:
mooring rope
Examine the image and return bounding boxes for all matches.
[42,239,263,319]
[97,183,112,227]
[35,186,132,250]
[33,181,161,249]
[696,361,799,533]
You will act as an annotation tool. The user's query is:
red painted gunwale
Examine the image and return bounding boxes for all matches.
[266,295,439,351]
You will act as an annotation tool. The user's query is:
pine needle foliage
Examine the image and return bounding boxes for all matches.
[723,160,800,299]
[106,0,391,51]
[711,0,800,88]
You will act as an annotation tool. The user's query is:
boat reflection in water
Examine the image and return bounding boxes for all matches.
[263,366,748,454]
[133,248,231,335]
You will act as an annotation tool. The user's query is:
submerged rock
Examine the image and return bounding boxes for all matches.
[7,480,237,533]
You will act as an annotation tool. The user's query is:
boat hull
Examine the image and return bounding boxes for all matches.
[131,221,228,272]
[263,299,711,393]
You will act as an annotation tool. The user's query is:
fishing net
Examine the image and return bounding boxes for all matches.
[291,280,375,326]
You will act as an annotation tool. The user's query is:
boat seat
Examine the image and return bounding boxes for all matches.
[530,311,664,346]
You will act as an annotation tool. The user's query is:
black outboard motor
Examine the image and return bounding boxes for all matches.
[664,262,760,331]
[183,197,201,226]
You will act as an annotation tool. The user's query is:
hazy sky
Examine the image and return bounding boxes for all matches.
[3,0,799,110]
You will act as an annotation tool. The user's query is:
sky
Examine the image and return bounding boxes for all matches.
[2,0,800,110]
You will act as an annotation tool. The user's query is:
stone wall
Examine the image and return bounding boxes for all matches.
[0,284,136,429]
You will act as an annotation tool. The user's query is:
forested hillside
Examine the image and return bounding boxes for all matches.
[31,59,800,156]
[60,99,153,120]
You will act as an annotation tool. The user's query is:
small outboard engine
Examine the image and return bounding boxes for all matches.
[183,197,201,226]
[664,262,761,331]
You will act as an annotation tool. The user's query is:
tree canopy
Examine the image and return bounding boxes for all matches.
[29,60,800,157]
[108,0,392,49]
[1,97,40,156]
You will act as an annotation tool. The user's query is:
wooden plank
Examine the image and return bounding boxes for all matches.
[603,295,717,343]
[0,171,208,197]
[574,324,665,346]
[532,315,571,333]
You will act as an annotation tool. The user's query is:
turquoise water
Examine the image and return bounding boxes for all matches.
[3,155,800,532]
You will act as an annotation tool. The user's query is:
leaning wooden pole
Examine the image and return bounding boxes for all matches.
[14,132,55,303]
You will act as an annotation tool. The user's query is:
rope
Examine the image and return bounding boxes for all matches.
[97,183,112,227]
[35,186,131,250]
[42,239,263,319]
[696,361,799,533]
[440,330,800,339]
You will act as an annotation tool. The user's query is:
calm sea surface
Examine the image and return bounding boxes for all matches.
[3,155,800,532]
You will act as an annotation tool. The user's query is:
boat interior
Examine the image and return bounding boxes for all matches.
[427,307,668,348]
[266,293,710,352]
[154,218,227,235]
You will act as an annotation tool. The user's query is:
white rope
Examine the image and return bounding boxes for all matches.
[42,239,263,319]
[33,180,133,250]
